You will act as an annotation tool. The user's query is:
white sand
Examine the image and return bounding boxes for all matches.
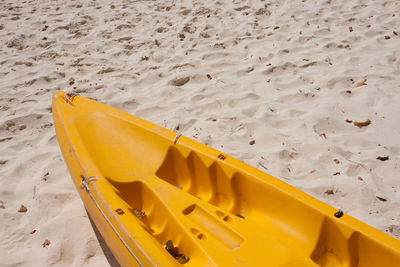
[1,0,400,265]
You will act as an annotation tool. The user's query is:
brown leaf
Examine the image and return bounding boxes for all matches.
[177,255,190,264]
[42,172,50,181]
[384,36,391,40]
[165,240,190,264]
[30,230,36,234]
[18,205,27,213]
[206,74,212,80]
[325,189,334,195]
[349,26,353,32]
[273,26,280,30]
[115,208,124,215]
[55,62,64,66]
[353,119,371,128]
[133,209,145,219]
[217,154,226,160]
[333,172,340,176]
[345,119,352,123]
[319,133,327,139]
[333,159,340,164]
[376,196,387,202]
[249,140,255,145]
[356,79,367,87]
[376,156,389,161]
[358,176,364,181]
[42,239,51,248]
[41,25,48,31]
[0,200,5,209]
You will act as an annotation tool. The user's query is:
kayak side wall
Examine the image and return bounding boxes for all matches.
[53,93,153,267]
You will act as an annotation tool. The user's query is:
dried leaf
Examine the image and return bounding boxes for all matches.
[165,240,189,264]
[176,255,190,264]
[333,172,340,176]
[133,209,145,219]
[349,26,353,32]
[319,133,327,139]
[358,176,364,181]
[376,196,387,202]
[273,26,280,30]
[249,140,255,145]
[376,156,389,161]
[333,159,340,164]
[345,119,352,123]
[384,36,391,40]
[217,154,226,160]
[30,230,36,234]
[0,200,5,209]
[206,74,212,80]
[42,172,50,181]
[353,119,371,128]
[18,205,27,213]
[356,79,367,87]
[42,239,51,248]
[325,189,334,195]
[115,208,124,215]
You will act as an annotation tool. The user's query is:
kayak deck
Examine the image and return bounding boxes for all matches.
[53,92,400,266]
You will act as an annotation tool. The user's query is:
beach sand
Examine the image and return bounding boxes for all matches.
[1,0,400,265]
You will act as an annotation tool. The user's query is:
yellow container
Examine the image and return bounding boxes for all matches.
[53,92,400,266]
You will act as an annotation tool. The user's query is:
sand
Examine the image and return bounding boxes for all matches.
[1,0,400,265]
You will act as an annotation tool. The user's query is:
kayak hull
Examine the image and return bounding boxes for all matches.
[53,92,400,266]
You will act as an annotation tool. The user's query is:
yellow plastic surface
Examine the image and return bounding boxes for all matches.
[52,91,400,266]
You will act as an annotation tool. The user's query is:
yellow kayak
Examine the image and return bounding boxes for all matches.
[53,91,400,266]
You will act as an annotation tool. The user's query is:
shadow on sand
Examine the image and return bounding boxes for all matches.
[87,211,120,267]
